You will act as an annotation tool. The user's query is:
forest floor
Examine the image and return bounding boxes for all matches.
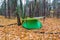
[0,16,60,40]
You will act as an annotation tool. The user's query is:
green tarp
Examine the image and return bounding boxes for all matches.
[22,17,43,29]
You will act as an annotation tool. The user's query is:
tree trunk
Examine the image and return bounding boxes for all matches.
[8,0,11,18]
[17,0,21,26]
[43,0,46,21]
[4,0,7,18]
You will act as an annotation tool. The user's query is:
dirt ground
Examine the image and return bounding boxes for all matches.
[0,16,60,40]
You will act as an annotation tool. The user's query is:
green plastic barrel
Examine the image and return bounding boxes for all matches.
[22,20,42,29]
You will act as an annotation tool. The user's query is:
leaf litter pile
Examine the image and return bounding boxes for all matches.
[0,16,60,40]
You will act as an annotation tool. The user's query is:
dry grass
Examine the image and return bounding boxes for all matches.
[0,16,60,40]
[0,16,17,26]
